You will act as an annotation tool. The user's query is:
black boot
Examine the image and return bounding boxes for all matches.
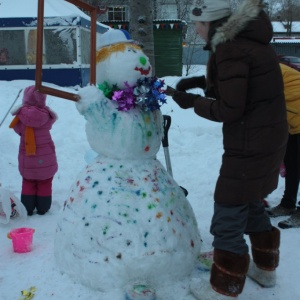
[36,196,52,215]
[21,194,36,216]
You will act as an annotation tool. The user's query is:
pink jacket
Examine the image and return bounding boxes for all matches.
[12,105,58,180]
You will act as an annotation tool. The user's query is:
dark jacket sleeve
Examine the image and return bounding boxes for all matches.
[194,47,249,123]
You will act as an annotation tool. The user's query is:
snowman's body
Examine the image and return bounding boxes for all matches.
[54,30,202,295]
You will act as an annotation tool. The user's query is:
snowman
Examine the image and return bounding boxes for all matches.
[54,29,202,299]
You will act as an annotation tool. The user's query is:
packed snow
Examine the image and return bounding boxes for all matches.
[1,0,300,298]
[53,30,202,298]
[0,63,300,299]
[0,0,91,19]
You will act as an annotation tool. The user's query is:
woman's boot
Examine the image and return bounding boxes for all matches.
[247,226,280,287]
[190,249,250,299]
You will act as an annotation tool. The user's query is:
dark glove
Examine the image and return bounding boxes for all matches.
[176,76,206,92]
[172,91,199,109]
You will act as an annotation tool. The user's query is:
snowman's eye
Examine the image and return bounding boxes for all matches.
[128,47,137,53]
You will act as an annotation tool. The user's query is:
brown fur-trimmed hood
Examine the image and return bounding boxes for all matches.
[211,0,269,52]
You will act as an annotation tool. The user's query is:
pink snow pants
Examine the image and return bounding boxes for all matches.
[22,177,53,197]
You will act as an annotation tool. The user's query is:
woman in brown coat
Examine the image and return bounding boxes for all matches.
[171,0,288,299]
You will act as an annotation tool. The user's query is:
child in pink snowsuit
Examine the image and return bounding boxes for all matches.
[9,85,58,215]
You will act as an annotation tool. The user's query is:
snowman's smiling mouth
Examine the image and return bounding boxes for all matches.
[135,66,151,75]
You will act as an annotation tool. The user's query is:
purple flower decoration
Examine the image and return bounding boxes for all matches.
[112,82,136,111]
[98,77,167,112]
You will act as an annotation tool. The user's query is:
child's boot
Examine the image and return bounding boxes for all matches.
[36,196,52,215]
[21,194,36,216]
[247,226,280,287]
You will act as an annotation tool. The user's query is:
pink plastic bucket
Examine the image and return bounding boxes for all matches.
[8,227,35,253]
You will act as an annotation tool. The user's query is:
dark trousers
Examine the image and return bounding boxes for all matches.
[280,133,300,209]
[210,201,272,254]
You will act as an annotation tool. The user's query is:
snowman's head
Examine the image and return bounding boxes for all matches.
[96,30,152,89]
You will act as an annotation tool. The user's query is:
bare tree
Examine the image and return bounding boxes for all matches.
[263,0,282,19]
[276,0,300,35]
[153,0,168,19]
[184,28,200,75]
[129,0,156,74]
[174,0,193,19]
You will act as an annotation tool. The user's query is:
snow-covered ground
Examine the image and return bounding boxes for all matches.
[0,66,300,299]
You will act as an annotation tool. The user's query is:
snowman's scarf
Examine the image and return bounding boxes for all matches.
[97,77,167,112]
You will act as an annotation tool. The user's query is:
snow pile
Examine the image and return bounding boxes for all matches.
[54,30,202,296]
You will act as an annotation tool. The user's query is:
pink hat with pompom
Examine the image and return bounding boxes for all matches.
[22,85,46,108]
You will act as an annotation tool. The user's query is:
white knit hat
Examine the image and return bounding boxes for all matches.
[97,29,133,50]
[190,0,231,22]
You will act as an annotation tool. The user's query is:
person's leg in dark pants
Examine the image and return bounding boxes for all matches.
[204,203,251,297]
[268,134,300,217]
[191,203,251,299]
[245,201,280,287]
[278,133,300,228]
[281,134,300,208]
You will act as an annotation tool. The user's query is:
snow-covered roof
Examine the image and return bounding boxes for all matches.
[0,0,110,30]
[0,0,90,19]
[272,21,300,33]
[271,38,300,43]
